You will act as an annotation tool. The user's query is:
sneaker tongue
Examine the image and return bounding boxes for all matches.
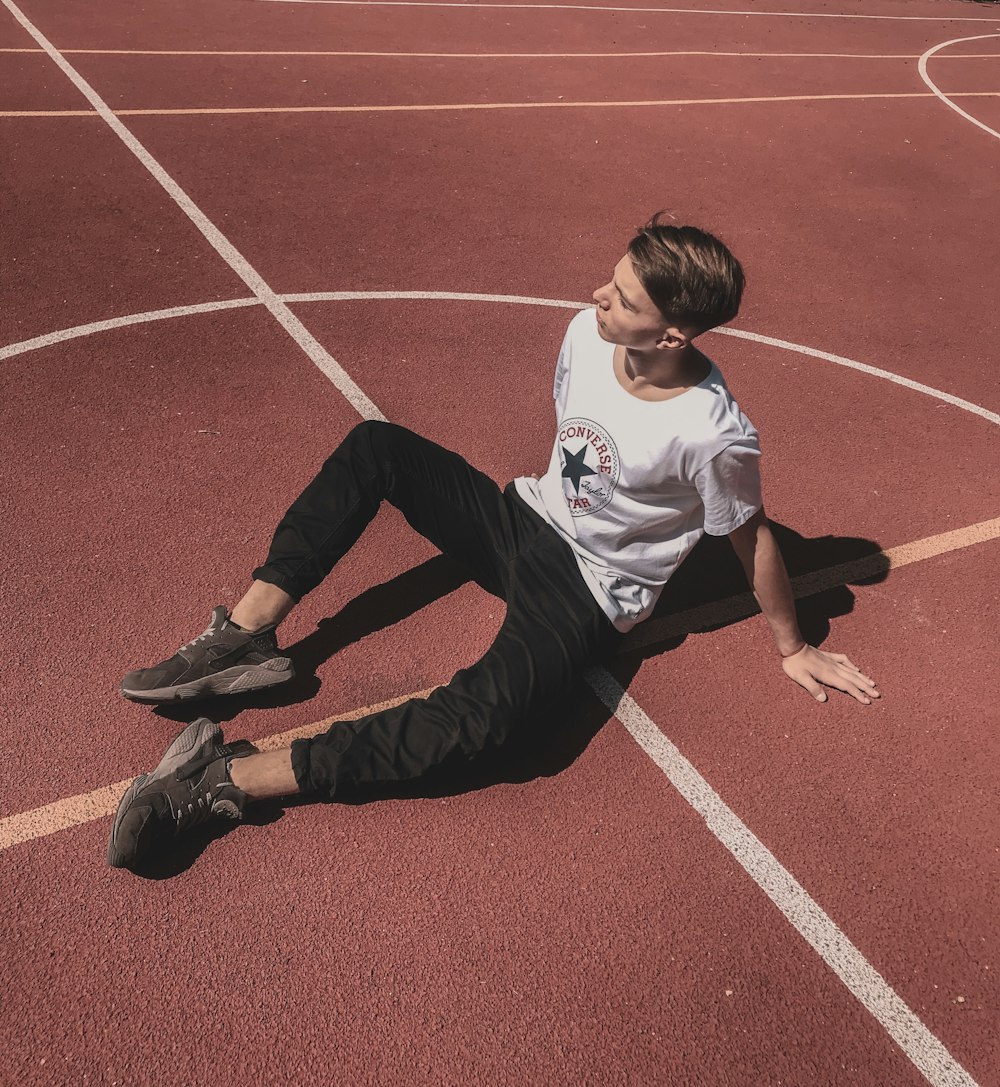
[210,605,229,630]
[176,740,258,781]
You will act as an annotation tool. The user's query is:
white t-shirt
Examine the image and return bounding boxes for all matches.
[515,308,762,632]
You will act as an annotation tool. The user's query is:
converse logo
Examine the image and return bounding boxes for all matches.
[557,417,620,516]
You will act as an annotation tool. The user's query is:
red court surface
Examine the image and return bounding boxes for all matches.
[2,0,999,1084]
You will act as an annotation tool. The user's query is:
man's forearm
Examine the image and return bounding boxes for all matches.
[733,516,804,656]
[727,512,879,703]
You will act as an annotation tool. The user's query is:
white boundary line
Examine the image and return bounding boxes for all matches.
[257,0,1000,23]
[4,47,1000,58]
[585,670,981,1087]
[0,0,385,424]
[918,33,1000,139]
[4,292,999,428]
[283,289,585,305]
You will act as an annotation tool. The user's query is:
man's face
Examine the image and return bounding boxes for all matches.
[592,254,670,350]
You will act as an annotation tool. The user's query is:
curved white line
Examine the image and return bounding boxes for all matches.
[257,0,1000,23]
[281,289,587,307]
[2,291,998,428]
[918,33,1000,140]
[0,298,262,361]
[714,326,1000,427]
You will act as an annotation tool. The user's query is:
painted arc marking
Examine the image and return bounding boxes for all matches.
[0,293,582,361]
[0,299,264,360]
[256,0,1000,23]
[584,668,981,1087]
[5,514,1000,853]
[6,292,996,431]
[0,0,385,425]
[713,326,1000,428]
[5,91,1000,120]
[5,46,1000,58]
[283,290,587,306]
[919,34,1000,141]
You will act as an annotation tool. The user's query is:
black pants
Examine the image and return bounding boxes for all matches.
[253,421,621,799]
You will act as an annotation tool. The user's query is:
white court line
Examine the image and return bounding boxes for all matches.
[6,292,997,430]
[258,0,1000,22]
[586,670,980,1087]
[714,326,1000,428]
[919,33,1000,139]
[5,46,1000,58]
[0,299,263,360]
[283,289,586,306]
[0,0,384,424]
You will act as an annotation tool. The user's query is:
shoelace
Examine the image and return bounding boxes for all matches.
[174,623,220,655]
[174,622,275,656]
[170,740,258,831]
[174,791,216,831]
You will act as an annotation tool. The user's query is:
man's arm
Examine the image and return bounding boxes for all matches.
[726,508,880,705]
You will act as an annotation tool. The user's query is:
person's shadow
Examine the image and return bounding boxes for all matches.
[136,519,887,877]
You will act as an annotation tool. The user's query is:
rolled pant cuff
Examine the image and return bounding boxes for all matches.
[291,736,340,799]
[250,566,308,604]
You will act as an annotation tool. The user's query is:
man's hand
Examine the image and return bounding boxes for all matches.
[782,645,880,705]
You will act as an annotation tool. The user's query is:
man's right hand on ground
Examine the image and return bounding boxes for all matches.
[781,645,880,705]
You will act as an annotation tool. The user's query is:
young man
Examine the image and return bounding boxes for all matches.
[108,216,879,870]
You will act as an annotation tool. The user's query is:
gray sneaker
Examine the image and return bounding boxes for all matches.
[120,606,294,702]
[107,717,258,869]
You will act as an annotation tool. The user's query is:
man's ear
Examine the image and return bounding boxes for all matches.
[655,326,691,351]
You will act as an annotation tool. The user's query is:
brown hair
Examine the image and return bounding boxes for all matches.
[627,212,745,333]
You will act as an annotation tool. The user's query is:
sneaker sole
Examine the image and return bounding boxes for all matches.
[120,658,294,704]
[107,718,221,868]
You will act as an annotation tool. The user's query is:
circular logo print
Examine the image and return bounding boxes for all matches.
[557,417,620,517]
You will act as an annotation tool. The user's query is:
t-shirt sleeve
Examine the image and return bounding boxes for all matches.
[693,436,763,536]
[552,324,571,408]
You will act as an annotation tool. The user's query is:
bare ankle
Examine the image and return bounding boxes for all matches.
[230,749,299,800]
[229,580,296,632]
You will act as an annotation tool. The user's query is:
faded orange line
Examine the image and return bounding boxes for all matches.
[4,514,999,852]
[0,689,432,852]
[0,109,98,117]
[623,514,1000,653]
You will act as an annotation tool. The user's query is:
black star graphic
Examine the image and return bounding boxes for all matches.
[561,445,597,494]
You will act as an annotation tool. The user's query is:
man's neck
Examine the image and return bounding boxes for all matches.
[615,344,710,402]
